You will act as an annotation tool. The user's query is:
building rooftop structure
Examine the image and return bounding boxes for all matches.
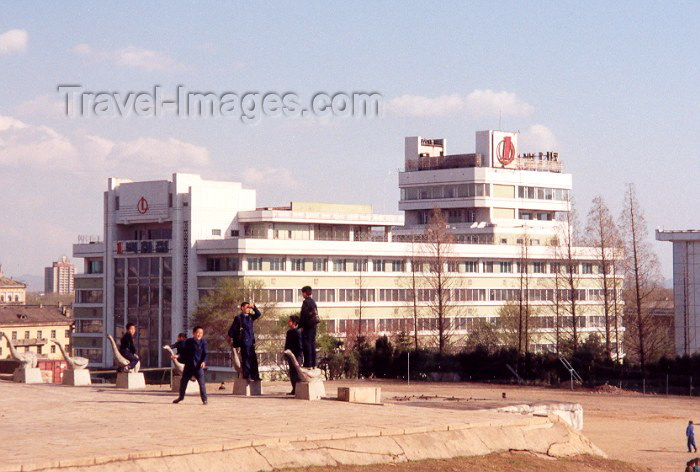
[0,304,72,327]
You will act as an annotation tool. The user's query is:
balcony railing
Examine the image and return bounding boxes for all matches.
[115,239,171,255]
[13,338,49,347]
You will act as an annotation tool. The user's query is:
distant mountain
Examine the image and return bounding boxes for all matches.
[14,274,44,292]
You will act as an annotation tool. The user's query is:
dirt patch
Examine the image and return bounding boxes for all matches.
[283,452,648,472]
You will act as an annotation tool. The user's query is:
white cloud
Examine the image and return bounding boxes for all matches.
[519,124,558,151]
[0,115,210,174]
[241,166,300,189]
[0,29,28,56]
[0,115,78,168]
[15,94,66,118]
[72,43,185,71]
[387,89,534,118]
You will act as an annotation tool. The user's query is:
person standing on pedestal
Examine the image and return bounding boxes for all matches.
[299,286,320,368]
[119,323,140,372]
[172,326,208,405]
[284,315,303,395]
[228,302,262,381]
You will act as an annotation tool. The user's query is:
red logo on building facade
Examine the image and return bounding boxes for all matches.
[496,136,515,166]
[137,197,149,214]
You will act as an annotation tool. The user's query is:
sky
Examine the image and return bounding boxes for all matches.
[1,1,698,286]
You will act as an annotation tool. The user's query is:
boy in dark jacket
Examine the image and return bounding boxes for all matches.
[119,323,139,372]
[299,286,319,367]
[172,326,208,405]
[284,315,303,395]
[227,302,262,381]
[170,332,187,354]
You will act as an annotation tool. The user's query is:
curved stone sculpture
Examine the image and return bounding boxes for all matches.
[107,334,140,373]
[231,346,243,379]
[283,349,324,382]
[1,332,38,368]
[51,339,89,370]
[163,345,185,375]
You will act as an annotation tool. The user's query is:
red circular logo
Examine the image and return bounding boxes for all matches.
[496,136,515,166]
[137,197,149,214]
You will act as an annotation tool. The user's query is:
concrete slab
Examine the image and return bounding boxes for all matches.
[172,375,200,395]
[232,378,263,396]
[338,386,382,404]
[12,367,42,384]
[63,369,92,386]
[295,380,326,400]
[115,372,145,389]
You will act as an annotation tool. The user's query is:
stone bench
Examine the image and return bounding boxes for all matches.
[337,386,382,404]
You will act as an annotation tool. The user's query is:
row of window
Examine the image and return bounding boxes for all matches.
[199,287,621,305]
[401,183,491,201]
[327,313,613,334]
[76,289,103,304]
[400,184,570,203]
[205,256,603,275]
[0,329,68,340]
[0,294,21,302]
[518,186,570,202]
[0,344,62,356]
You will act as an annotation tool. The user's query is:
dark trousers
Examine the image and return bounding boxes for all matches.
[302,325,317,368]
[179,367,207,402]
[121,351,139,370]
[240,344,260,380]
[689,435,697,452]
[287,354,302,391]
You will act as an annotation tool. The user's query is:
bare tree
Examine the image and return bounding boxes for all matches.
[619,184,664,370]
[421,208,456,355]
[517,229,532,355]
[498,301,524,350]
[405,232,424,350]
[584,195,622,359]
[555,195,584,354]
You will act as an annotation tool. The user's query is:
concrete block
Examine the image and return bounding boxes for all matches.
[172,375,200,395]
[12,367,43,384]
[63,369,92,386]
[295,380,325,400]
[232,378,263,396]
[337,386,381,404]
[116,371,146,389]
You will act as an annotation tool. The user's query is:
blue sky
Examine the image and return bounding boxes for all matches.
[1,1,698,284]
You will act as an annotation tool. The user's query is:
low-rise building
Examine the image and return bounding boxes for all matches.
[0,266,26,305]
[0,304,73,361]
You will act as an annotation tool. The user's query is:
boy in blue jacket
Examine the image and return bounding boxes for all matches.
[172,326,208,405]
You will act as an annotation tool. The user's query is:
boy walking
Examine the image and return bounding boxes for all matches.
[172,326,208,405]
[688,420,697,453]
[228,302,262,381]
[284,315,303,395]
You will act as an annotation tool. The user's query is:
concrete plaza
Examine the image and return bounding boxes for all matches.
[0,379,600,471]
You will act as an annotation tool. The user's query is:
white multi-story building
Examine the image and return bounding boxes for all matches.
[44,255,76,295]
[73,130,621,367]
[656,229,700,356]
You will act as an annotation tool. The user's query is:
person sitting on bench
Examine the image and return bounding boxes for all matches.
[119,323,140,372]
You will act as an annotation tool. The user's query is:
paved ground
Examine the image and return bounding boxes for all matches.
[0,379,599,471]
[2,378,694,471]
[334,380,697,472]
